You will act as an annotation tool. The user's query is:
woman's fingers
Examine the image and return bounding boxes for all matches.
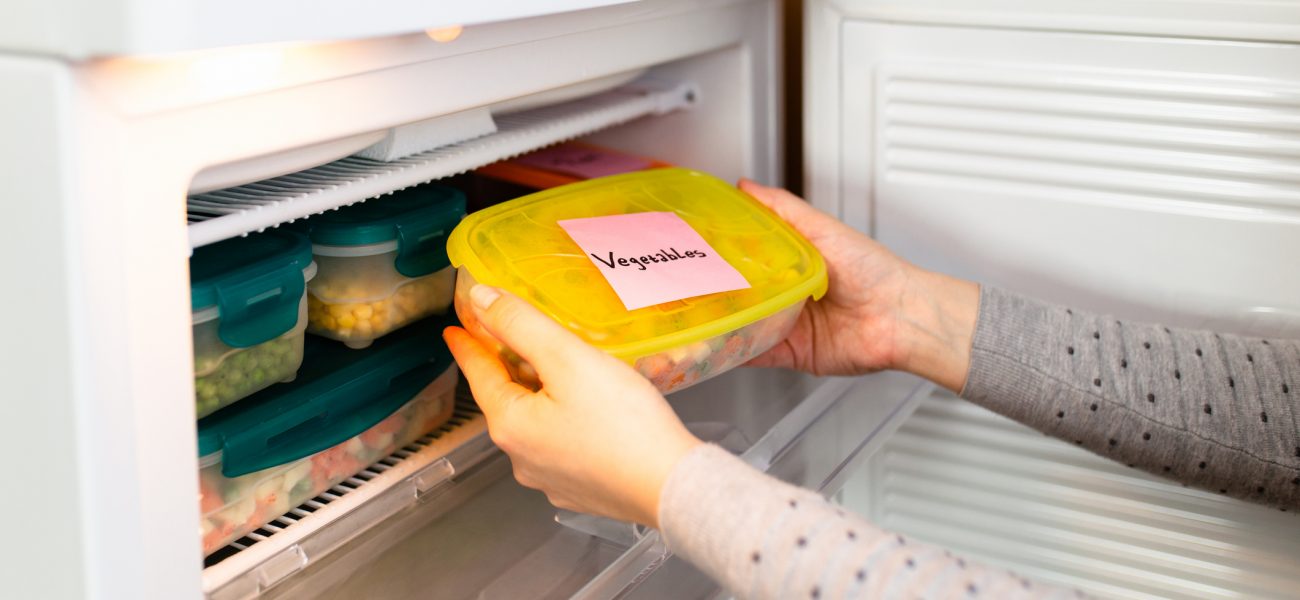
[467,285,605,380]
[443,326,531,422]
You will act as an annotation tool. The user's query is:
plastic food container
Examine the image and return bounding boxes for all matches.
[196,317,457,556]
[303,184,465,348]
[468,142,672,212]
[447,168,827,394]
[191,231,317,418]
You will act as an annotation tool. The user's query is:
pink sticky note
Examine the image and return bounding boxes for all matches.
[515,145,654,179]
[557,212,751,311]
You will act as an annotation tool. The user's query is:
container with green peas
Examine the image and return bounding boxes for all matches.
[191,231,317,418]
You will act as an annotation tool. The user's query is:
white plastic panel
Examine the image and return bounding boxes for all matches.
[5,1,781,598]
[186,79,696,248]
[845,394,1300,600]
[806,11,1300,599]
[840,23,1300,335]
[2,0,637,59]
[819,0,1300,43]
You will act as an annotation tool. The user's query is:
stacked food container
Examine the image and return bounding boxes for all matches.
[303,185,465,349]
[197,318,458,554]
[448,168,827,394]
[190,182,466,555]
[190,230,318,418]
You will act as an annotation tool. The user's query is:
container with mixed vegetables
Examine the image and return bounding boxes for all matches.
[196,317,457,555]
[448,168,826,394]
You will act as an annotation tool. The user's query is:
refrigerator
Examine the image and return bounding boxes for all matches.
[2,0,1297,598]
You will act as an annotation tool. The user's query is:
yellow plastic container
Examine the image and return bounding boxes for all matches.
[447,168,827,393]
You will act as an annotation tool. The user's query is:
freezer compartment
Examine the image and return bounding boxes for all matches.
[186,78,698,249]
[256,370,930,600]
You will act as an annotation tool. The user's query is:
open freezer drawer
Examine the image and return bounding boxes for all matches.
[259,370,931,599]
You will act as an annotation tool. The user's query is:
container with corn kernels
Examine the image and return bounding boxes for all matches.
[303,184,465,348]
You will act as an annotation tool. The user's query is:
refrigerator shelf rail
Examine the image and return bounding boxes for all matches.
[252,371,933,600]
[202,390,498,600]
[186,79,697,249]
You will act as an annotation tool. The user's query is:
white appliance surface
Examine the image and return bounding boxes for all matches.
[2,0,642,59]
[807,2,1300,598]
[2,0,1299,598]
[0,1,796,598]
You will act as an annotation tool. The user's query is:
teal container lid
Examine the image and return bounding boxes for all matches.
[196,315,455,478]
[190,231,314,349]
[306,184,466,278]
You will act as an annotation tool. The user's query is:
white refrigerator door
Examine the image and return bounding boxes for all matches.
[806,4,1300,598]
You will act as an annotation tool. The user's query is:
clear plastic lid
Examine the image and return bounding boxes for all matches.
[447,168,827,359]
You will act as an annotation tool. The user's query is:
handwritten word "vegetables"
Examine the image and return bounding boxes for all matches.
[589,247,707,271]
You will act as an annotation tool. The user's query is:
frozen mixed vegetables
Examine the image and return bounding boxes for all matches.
[199,369,456,555]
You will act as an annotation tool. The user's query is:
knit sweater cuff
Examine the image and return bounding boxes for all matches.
[960,285,1057,409]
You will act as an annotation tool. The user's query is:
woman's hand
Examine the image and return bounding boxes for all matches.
[444,285,702,528]
[739,180,979,392]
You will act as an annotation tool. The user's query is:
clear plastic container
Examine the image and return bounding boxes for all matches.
[447,168,827,394]
[303,184,465,348]
[197,317,458,556]
[190,231,317,418]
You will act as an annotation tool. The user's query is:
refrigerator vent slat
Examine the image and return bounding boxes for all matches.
[187,80,696,248]
[202,384,499,600]
[854,393,1300,600]
[880,63,1300,215]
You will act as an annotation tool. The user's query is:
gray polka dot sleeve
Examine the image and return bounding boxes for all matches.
[659,444,1080,599]
[656,286,1297,599]
[962,286,1299,509]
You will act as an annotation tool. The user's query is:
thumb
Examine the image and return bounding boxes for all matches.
[738,179,840,241]
[467,284,606,382]
[443,325,531,420]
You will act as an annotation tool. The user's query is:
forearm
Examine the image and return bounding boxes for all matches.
[959,286,1300,509]
[658,444,1081,599]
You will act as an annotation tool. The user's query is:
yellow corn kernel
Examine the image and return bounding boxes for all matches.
[320,315,337,329]
[370,315,386,330]
[328,303,350,318]
[337,314,357,329]
[353,304,374,319]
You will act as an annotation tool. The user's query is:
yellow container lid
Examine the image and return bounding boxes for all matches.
[447,168,828,360]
